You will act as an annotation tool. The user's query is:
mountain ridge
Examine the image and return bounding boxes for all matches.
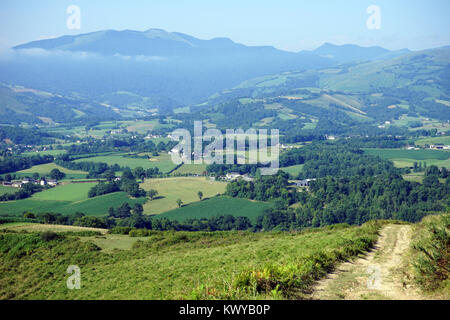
[14,28,414,60]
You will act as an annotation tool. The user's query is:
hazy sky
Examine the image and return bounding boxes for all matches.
[0,0,449,52]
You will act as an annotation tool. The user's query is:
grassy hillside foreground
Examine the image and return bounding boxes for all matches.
[410,214,449,298]
[0,221,383,300]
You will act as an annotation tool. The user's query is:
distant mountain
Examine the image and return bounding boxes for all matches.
[0,84,122,125]
[310,42,411,63]
[2,29,438,124]
[196,47,450,134]
[15,29,281,57]
[4,29,336,110]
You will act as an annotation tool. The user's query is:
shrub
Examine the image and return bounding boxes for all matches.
[40,231,60,242]
[108,227,135,235]
[23,212,36,219]
[412,214,449,292]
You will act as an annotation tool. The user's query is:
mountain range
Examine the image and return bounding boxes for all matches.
[14,29,409,62]
[0,28,449,126]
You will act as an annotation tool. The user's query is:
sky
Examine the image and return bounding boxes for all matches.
[0,0,449,52]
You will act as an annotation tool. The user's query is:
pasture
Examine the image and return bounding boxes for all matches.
[74,153,177,173]
[0,223,107,234]
[158,196,272,223]
[140,177,227,215]
[363,148,450,168]
[0,222,381,299]
[171,163,208,175]
[280,164,304,177]
[0,185,18,195]
[31,183,97,202]
[21,149,67,157]
[415,136,450,147]
[0,191,146,216]
[15,163,88,179]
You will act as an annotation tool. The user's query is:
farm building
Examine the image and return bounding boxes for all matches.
[292,179,316,188]
[224,173,254,182]
[22,178,35,184]
[12,182,23,188]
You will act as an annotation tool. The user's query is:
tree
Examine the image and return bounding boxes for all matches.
[104,169,116,182]
[50,168,66,180]
[148,189,158,201]
[176,198,183,208]
[197,191,203,201]
[121,168,135,181]
[23,212,35,219]
[133,203,144,215]
[133,167,145,181]
[74,216,107,229]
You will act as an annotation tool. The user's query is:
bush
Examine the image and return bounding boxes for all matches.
[40,231,60,242]
[108,226,135,235]
[73,216,107,229]
[23,212,36,219]
[412,214,449,292]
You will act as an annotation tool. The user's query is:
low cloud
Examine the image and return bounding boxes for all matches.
[4,48,168,63]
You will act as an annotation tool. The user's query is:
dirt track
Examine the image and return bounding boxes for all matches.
[311,224,425,300]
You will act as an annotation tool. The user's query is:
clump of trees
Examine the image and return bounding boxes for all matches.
[0,154,54,175]
[88,167,147,198]
[0,183,43,202]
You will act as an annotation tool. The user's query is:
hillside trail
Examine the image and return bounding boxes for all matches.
[310,224,425,300]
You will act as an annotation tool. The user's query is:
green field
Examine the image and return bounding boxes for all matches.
[159,196,272,223]
[280,164,304,177]
[0,221,381,299]
[0,185,18,195]
[363,148,449,161]
[31,183,97,202]
[74,153,177,173]
[415,136,450,147]
[363,148,450,168]
[403,172,425,183]
[0,191,146,216]
[15,163,88,179]
[0,223,107,234]
[21,149,67,157]
[141,177,227,215]
[171,163,208,175]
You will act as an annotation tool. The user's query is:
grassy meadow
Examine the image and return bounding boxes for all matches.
[0,221,382,299]
[33,182,97,201]
[0,188,146,217]
[280,164,304,177]
[171,163,208,175]
[141,177,227,215]
[15,163,88,179]
[21,149,67,157]
[415,136,450,147]
[409,214,449,299]
[0,223,108,234]
[0,186,18,195]
[158,196,272,223]
[74,153,177,173]
[363,148,450,168]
